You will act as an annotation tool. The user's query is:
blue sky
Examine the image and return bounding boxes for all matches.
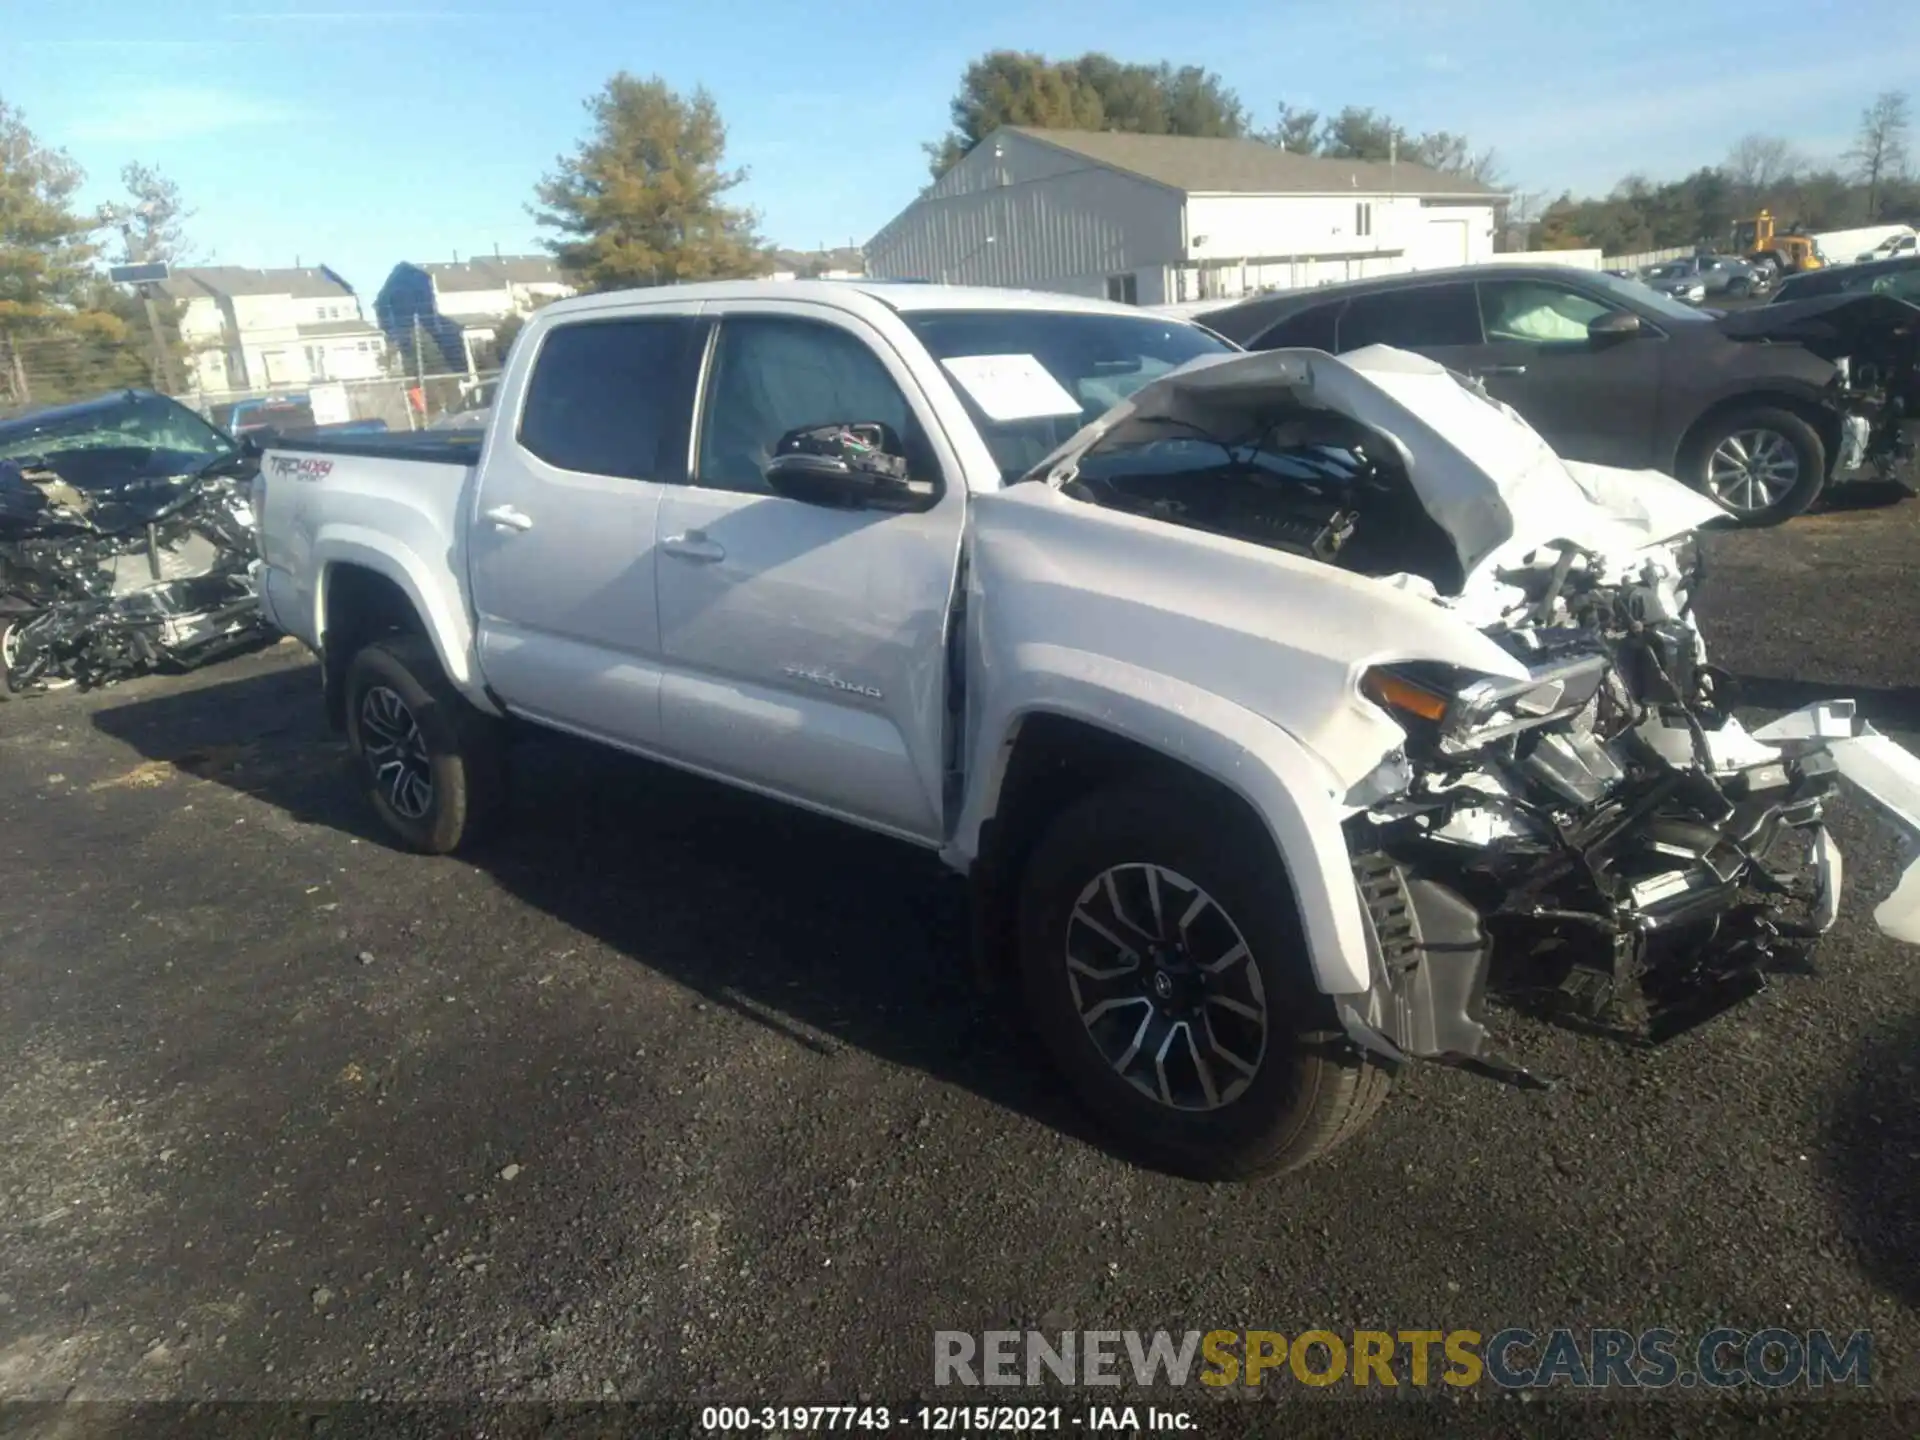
[6,0,1916,298]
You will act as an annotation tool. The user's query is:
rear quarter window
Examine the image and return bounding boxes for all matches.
[517,316,700,480]
[1339,285,1482,349]
[1253,303,1342,352]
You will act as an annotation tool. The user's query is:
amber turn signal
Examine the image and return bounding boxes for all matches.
[1362,667,1450,722]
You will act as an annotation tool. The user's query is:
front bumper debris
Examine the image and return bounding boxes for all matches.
[1754,700,1920,943]
[1338,699,1920,1080]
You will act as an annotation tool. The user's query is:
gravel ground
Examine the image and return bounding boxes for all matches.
[3,485,1919,1435]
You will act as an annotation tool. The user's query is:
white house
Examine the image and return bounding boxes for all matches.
[865,127,1504,305]
[159,266,387,393]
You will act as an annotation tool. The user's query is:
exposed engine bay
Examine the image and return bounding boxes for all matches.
[1720,291,1920,488]
[0,455,266,693]
[1039,343,1920,1081]
[1060,407,1465,590]
[1346,536,1841,1065]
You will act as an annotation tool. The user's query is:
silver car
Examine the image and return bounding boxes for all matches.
[1642,255,1767,303]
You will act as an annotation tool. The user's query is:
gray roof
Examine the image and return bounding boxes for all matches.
[296,319,382,340]
[1001,127,1500,199]
[421,256,571,292]
[160,265,355,301]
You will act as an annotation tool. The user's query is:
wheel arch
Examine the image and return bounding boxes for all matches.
[317,544,493,730]
[1671,388,1843,479]
[953,654,1373,1001]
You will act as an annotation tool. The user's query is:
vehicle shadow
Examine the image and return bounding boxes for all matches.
[1813,478,1918,514]
[86,664,1120,1163]
[1821,1012,1920,1307]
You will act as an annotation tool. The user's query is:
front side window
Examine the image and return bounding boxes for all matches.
[1338,285,1481,349]
[1478,281,1616,344]
[517,316,697,480]
[695,316,922,496]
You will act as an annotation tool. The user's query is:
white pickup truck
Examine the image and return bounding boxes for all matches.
[255,279,1920,1179]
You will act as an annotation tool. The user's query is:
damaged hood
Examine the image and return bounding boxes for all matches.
[1023,345,1724,586]
[1718,290,1920,355]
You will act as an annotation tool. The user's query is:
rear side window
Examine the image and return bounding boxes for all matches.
[518,316,697,479]
[1254,302,1342,352]
[1339,285,1481,350]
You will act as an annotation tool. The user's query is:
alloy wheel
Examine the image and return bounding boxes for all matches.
[1064,863,1268,1111]
[1706,428,1800,514]
[359,684,434,820]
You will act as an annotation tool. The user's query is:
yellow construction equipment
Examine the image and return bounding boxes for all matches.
[1732,212,1826,276]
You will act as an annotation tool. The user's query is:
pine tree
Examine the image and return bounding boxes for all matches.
[532,73,769,291]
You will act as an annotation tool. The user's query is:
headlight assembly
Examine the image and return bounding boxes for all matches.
[1363,654,1612,756]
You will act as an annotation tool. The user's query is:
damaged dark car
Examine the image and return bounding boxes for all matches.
[0,389,267,693]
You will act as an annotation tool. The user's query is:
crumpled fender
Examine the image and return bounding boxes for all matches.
[1754,700,1920,943]
[947,643,1374,996]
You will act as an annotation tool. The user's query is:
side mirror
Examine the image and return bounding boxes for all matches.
[763,422,914,509]
[765,451,888,507]
[1589,311,1642,340]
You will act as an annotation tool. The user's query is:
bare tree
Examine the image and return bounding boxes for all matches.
[1847,90,1912,218]
[1412,130,1503,186]
[1723,133,1802,197]
[1261,101,1322,153]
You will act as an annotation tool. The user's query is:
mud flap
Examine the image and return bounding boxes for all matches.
[1753,700,1920,943]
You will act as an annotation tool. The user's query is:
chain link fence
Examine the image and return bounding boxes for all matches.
[0,328,499,432]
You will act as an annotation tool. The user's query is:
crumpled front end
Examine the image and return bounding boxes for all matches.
[1338,532,1920,1079]
[1025,342,1920,1079]
[0,458,266,693]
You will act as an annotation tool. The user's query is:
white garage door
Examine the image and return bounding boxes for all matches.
[1417,218,1470,269]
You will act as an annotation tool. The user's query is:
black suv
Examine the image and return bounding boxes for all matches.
[1200,264,1860,525]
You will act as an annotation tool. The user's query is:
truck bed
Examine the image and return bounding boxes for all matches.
[260,429,484,466]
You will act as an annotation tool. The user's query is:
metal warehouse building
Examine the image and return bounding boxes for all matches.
[865,127,1503,306]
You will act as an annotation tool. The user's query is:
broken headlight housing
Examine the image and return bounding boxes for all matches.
[1363,653,1611,756]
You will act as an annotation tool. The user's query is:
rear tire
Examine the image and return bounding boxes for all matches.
[343,635,503,854]
[1681,405,1826,526]
[1016,775,1391,1180]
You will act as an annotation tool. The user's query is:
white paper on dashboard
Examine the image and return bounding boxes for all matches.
[939,354,1083,422]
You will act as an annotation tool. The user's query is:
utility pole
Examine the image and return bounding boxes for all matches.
[108,204,181,395]
[412,314,428,429]
[140,286,180,394]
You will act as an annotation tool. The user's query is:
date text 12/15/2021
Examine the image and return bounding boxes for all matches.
[700,1407,1192,1433]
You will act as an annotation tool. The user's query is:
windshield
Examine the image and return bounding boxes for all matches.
[0,391,237,467]
[1582,269,1713,322]
[904,309,1234,482]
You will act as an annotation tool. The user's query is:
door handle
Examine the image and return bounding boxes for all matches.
[662,531,726,564]
[1472,364,1529,377]
[484,504,534,532]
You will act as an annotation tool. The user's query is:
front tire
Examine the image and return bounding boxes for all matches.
[1016,776,1391,1180]
[1682,405,1827,526]
[343,635,502,854]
